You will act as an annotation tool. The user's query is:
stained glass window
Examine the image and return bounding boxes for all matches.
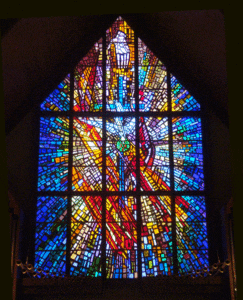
[35,16,208,278]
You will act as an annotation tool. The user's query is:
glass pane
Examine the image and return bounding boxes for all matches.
[106,250,138,279]
[141,249,173,277]
[106,196,137,222]
[106,117,136,191]
[35,222,66,251]
[70,250,102,277]
[141,195,172,223]
[71,222,102,251]
[106,17,135,112]
[106,16,135,50]
[177,249,209,274]
[35,251,66,276]
[71,196,102,277]
[72,117,103,191]
[106,196,137,250]
[138,54,166,89]
[176,221,208,250]
[175,196,206,223]
[139,89,167,112]
[106,196,137,278]
[171,74,200,111]
[173,140,203,167]
[176,195,208,273]
[139,117,170,191]
[40,74,70,111]
[141,195,173,277]
[173,117,204,191]
[37,117,69,191]
[72,196,102,223]
[172,117,202,140]
[138,38,167,112]
[73,39,103,112]
[35,197,67,275]
[36,196,67,223]
[106,73,135,112]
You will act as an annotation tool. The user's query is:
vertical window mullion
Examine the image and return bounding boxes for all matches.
[135,33,141,279]
[167,70,178,275]
[66,71,74,275]
[102,34,107,281]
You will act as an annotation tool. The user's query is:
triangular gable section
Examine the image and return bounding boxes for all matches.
[40,16,200,112]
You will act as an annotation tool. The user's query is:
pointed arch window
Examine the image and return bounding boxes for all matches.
[35,16,208,278]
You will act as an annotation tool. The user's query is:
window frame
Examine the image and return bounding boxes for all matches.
[33,17,209,279]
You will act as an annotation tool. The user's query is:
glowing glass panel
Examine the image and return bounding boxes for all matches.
[106,117,136,191]
[70,196,102,277]
[141,195,173,276]
[140,117,170,191]
[35,196,67,275]
[36,16,208,278]
[37,117,69,191]
[106,196,137,278]
[173,117,204,191]
[171,74,200,111]
[74,39,103,112]
[106,16,135,112]
[177,249,208,274]
[175,195,208,273]
[138,38,167,112]
[35,251,66,275]
[72,117,103,191]
[40,74,70,111]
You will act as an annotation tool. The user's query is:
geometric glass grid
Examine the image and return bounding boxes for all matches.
[34,251,66,276]
[35,16,208,278]
[36,196,68,223]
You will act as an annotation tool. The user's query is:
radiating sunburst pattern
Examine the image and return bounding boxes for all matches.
[35,16,208,278]
[37,117,69,191]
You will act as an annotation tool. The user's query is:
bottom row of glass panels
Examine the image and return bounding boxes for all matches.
[35,195,209,277]
[35,249,208,278]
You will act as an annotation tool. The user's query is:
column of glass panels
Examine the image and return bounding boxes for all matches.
[105,17,138,278]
